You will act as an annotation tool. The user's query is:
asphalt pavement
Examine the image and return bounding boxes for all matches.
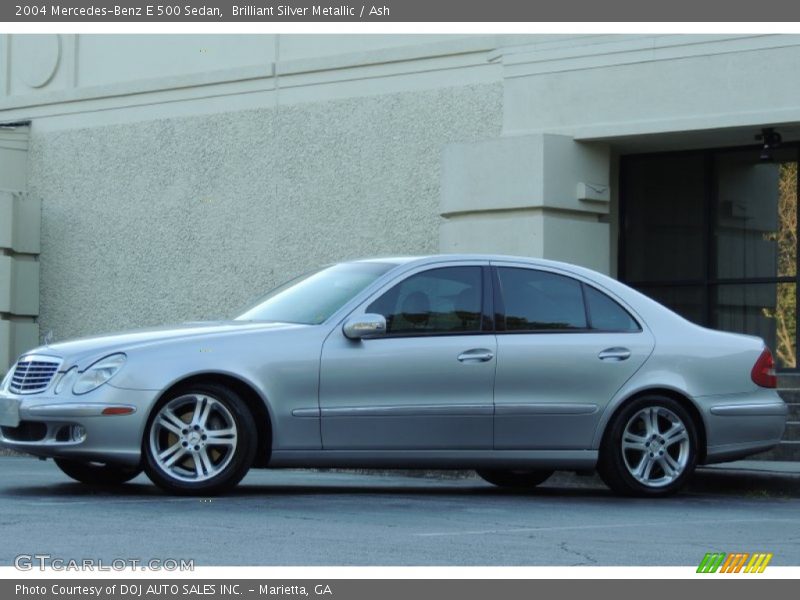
[0,457,798,566]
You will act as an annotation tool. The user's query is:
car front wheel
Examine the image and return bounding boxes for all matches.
[143,384,257,495]
[597,395,698,497]
[54,458,142,485]
[476,469,554,489]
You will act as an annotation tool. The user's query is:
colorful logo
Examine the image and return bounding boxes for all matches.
[697,552,773,573]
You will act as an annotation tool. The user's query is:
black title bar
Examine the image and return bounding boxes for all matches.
[4,579,798,600]
[5,0,800,21]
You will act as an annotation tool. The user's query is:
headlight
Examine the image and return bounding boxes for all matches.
[54,367,77,395]
[73,354,126,395]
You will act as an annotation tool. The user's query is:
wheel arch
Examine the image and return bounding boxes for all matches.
[597,387,707,464]
[145,372,273,468]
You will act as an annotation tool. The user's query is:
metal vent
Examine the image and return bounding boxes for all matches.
[9,356,61,395]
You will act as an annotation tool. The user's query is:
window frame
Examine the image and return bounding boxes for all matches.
[359,264,495,340]
[492,265,642,335]
[582,282,643,334]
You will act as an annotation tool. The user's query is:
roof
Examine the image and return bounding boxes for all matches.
[352,253,584,270]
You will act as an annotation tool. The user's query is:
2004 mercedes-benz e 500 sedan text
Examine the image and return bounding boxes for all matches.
[0,255,788,497]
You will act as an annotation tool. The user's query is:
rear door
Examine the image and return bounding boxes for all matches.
[491,263,655,449]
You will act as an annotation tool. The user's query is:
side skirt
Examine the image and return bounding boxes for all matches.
[267,449,597,470]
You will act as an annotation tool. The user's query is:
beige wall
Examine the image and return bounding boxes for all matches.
[0,127,40,371]
[27,83,502,340]
[3,34,800,346]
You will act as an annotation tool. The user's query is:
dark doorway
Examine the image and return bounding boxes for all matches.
[620,145,799,370]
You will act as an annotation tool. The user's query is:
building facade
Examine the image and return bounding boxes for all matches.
[1,34,799,371]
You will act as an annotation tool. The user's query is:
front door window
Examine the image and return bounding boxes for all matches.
[366,266,483,335]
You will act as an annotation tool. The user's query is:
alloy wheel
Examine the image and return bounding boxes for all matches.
[149,394,238,483]
[621,406,690,488]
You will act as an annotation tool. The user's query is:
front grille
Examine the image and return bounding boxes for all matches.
[9,356,61,395]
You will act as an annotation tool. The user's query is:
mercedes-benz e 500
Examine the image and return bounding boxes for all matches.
[0,255,788,496]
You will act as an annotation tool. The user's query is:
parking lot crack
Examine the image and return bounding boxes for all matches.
[558,541,598,566]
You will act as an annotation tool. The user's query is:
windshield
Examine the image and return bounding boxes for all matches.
[236,262,396,324]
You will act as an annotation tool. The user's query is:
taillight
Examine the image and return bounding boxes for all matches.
[751,347,777,388]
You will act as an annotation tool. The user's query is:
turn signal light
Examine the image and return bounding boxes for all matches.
[751,348,777,389]
[101,406,135,415]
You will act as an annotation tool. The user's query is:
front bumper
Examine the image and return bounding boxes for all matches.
[698,389,788,464]
[0,386,158,466]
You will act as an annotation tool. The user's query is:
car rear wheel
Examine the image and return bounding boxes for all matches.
[143,384,257,496]
[54,458,142,485]
[597,395,698,497]
[476,469,554,489]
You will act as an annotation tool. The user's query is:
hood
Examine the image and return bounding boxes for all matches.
[25,321,304,366]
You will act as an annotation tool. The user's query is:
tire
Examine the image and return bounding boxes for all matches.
[597,395,698,497]
[476,469,554,489]
[143,383,257,496]
[55,458,142,485]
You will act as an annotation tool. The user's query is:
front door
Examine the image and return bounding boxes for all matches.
[319,263,496,450]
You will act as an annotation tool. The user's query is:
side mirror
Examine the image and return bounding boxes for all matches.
[343,313,387,340]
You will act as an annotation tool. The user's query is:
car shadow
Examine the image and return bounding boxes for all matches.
[1,469,795,500]
[0,480,162,498]
[0,479,615,501]
[228,483,615,499]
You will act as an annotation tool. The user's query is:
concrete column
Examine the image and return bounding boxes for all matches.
[439,133,611,274]
[0,124,39,373]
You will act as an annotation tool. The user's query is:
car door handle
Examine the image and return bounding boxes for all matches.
[598,347,631,361]
[457,348,495,363]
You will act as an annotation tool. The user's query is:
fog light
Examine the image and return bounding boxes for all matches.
[70,425,86,442]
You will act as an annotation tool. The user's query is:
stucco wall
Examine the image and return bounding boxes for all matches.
[27,83,502,340]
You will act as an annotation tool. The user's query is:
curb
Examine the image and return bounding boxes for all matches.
[0,449,27,457]
[690,466,800,498]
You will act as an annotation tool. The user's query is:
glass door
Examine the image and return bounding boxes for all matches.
[620,146,799,370]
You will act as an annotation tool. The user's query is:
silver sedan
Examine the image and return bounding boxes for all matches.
[0,255,788,496]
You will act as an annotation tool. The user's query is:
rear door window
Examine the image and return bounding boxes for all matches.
[497,268,587,331]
